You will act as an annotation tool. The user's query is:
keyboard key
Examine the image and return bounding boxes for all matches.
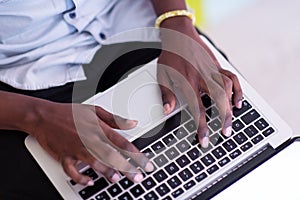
[165,147,180,160]
[95,191,110,200]
[165,163,179,175]
[207,164,219,174]
[195,172,208,182]
[142,177,156,190]
[252,134,264,144]
[154,170,168,182]
[167,176,182,189]
[241,142,253,152]
[107,184,122,197]
[162,196,172,200]
[156,183,170,197]
[184,180,196,190]
[172,188,184,198]
[190,161,204,174]
[233,100,252,117]
[212,146,226,159]
[210,133,224,146]
[199,143,213,154]
[144,191,159,200]
[179,168,193,181]
[222,139,237,152]
[162,134,177,146]
[232,119,245,132]
[118,192,133,200]
[154,154,168,167]
[78,177,109,200]
[230,149,242,159]
[176,155,191,167]
[130,185,145,198]
[71,168,98,186]
[119,177,134,190]
[201,94,213,108]
[218,157,230,167]
[187,147,201,160]
[241,109,260,125]
[187,133,198,146]
[132,110,189,150]
[173,127,188,139]
[206,106,219,119]
[201,154,215,167]
[142,148,155,159]
[244,125,259,138]
[151,141,166,153]
[254,118,269,130]
[70,179,76,186]
[176,140,191,153]
[263,127,275,137]
[233,132,248,145]
[209,118,222,131]
[185,120,197,132]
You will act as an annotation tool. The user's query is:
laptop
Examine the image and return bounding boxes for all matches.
[25,35,294,200]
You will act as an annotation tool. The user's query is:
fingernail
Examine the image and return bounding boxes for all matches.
[224,126,232,137]
[126,119,138,127]
[133,173,144,183]
[145,162,154,172]
[111,173,120,183]
[163,103,171,114]
[201,137,209,148]
[87,180,94,186]
[237,100,242,109]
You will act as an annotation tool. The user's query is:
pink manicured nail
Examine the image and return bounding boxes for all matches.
[145,162,155,172]
[201,137,209,148]
[111,173,120,183]
[237,100,242,109]
[224,126,232,137]
[163,103,171,114]
[133,173,144,183]
[87,180,94,186]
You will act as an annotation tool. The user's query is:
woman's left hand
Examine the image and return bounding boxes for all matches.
[156,17,243,148]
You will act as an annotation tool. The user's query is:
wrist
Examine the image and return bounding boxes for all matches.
[159,16,199,41]
[20,97,51,136]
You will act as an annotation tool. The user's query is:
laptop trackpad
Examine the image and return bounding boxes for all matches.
[92,70,164,139]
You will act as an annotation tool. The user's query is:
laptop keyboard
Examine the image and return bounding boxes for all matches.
[70,95,275,200]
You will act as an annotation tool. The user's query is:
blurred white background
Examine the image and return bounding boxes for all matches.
[199,0,300,134]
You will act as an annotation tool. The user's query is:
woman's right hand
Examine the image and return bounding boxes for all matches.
[29,101,154,186]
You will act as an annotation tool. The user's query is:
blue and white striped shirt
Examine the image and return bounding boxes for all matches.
[0,0,158,90]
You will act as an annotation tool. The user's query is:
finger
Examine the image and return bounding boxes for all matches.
[76,148,121,183]
[100,122,154,173]
[180,77,210,148]
[87,138,144,183]
[209,74,233,137]
[94,106,138,130]
[61,156,93,186]
[221,69,243,108]
[157,64,177,115]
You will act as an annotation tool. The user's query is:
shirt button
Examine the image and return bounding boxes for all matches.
[69,12,76,19]
[99,32,106,40]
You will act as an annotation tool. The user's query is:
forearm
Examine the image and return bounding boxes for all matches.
[0,91,46,134]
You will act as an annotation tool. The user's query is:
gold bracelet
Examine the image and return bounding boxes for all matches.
[155,10,196,28]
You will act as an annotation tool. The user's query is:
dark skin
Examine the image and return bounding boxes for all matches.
[0,1,242,186]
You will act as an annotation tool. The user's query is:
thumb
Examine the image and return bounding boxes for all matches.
[95,106,138,130]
